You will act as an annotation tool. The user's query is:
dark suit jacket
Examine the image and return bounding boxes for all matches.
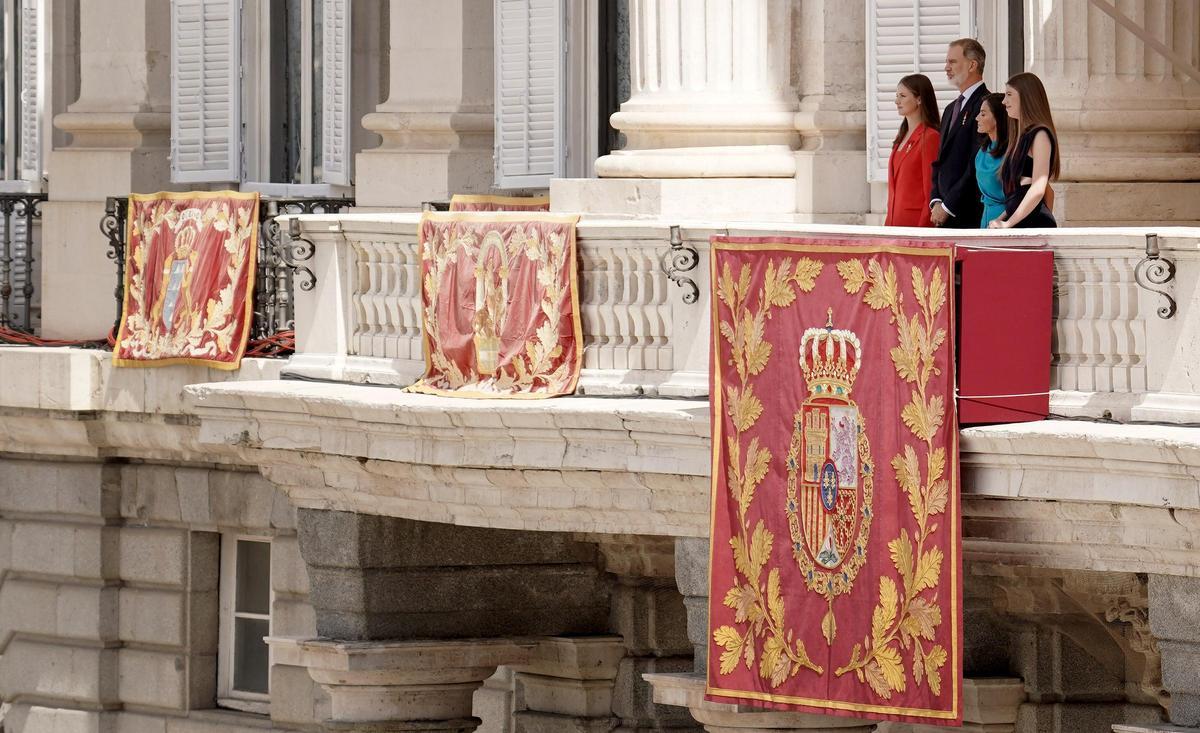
[929,83,989,229]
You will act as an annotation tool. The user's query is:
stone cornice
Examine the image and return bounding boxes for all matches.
[2,349,1200,575]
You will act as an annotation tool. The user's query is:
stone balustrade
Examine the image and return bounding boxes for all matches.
[283,214,1200,423]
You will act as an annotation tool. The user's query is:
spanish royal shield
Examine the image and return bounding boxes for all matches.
[786,310,873,647]
[706,235,961,726]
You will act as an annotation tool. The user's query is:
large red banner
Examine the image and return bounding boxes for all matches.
[113,191,260,369]
[707,236,961,725]
[408,212,582,398]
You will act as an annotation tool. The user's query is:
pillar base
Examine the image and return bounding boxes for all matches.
[643,673,875,733]
[270,637,534,732]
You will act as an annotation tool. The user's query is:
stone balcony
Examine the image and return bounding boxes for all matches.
[2,220,1199,560]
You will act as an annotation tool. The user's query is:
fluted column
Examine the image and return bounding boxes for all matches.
[556,0,869,220]
[595,0,798,179]
[1024,0,1200,222]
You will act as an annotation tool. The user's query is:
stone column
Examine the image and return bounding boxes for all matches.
[599,0,799,177]
[675,537,711,673]
[553,0,868,221]
[355,0,495,211]
[554,0,801,217]
[598,535,701,731]
[271,637,532,732]
[41,0,172,339]
[1149,575,1200,728]
[1024,0,1200,225]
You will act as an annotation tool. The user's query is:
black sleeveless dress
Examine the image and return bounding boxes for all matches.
[1001,126,1057,228]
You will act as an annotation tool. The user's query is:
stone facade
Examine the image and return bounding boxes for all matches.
[2,0,1200,732]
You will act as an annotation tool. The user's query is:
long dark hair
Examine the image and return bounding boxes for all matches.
[1002,73,1060,180]
[892,74,942,147]
[978,93,1007,158]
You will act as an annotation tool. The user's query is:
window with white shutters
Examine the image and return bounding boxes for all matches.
[0,0,43,186]
[0,0,45,333]
[866,0,974,183]
[171,0,241,183]
[320,0,351,186]
[16,0,40,183]
[494,0,564,189]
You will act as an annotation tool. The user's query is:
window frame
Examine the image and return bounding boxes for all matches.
[217,533,273,715]
[241,0,341,192]
[0,0,45,191]
[170,0,356,191]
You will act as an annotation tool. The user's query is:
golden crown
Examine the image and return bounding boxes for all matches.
[799,308,861,400]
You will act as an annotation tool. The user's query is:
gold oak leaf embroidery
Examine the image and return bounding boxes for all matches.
[713,256,825,685]
[833,258,951,701]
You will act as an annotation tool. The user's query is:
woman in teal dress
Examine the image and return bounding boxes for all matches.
[973,93,1008,227]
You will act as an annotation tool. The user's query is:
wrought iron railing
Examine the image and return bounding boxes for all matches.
[0,193,47,333]
[103,195,353,348]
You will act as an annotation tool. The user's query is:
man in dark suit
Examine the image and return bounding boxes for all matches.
[929,39,989,228]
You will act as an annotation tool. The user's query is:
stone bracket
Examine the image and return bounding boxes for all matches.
[1134,233,1176,319]
[664,225,700,305]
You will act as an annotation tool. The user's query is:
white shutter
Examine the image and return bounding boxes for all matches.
[171,0,241,183]
[321,0,352,186]
[17,0,42,183]
[494,0,564,189]
[866,0,974,183]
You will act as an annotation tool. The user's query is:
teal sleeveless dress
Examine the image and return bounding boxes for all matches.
[974,141,1006,227]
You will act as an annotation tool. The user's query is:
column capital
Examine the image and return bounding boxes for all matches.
[270,636,535,731]
[644,672,876,732]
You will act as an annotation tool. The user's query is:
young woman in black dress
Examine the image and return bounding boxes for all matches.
[988,73,1059,229]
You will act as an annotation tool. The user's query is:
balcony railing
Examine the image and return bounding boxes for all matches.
[281,215,1200,423]
[0,192,46,334]
[103,195,354,349]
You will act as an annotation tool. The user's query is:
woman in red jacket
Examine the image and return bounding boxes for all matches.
[886,74,942,227]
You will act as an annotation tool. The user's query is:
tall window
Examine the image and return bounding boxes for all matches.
[0,0,42,187]
[494,0,623,189]
[865,0,975,183]
[219,535,272,713]
[170,0,354,190]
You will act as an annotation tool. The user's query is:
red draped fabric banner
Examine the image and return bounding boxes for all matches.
[449,194,551,212]
[706,235,962,726]
[408,212,582,398]
[113,191,260,369]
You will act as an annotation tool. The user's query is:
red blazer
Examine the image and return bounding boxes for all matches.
[886,123,941,227]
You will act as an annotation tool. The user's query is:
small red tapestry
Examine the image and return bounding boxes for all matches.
[706,235,961,726]
[408,212,582,398]
[113,191,260,369]
[449,194,551,212]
